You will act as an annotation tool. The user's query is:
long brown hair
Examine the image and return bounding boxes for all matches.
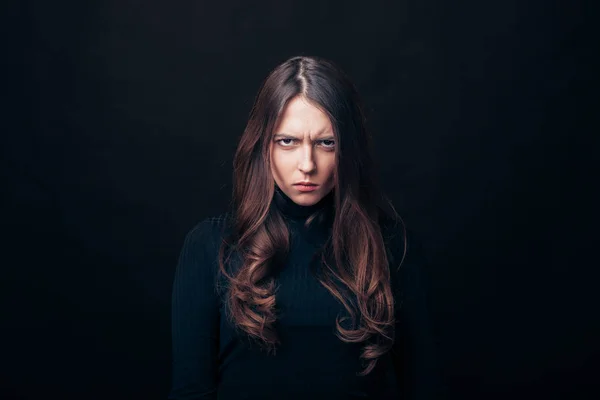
[217,55,405,375]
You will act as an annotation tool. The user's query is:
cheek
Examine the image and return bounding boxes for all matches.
[326,159,336,183]
[273,150,292,168]
[323,156,336,174]
[270,150,288,173]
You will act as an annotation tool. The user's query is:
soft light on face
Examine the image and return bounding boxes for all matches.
[269,96,336,206]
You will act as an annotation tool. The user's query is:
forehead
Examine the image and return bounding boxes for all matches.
[274,96,333,135]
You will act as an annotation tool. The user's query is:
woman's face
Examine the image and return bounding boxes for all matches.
[269,96,336,206]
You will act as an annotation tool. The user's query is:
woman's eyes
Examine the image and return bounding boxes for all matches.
[276,139,335,149]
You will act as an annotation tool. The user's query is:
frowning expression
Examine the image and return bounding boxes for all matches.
[269,96,336,206]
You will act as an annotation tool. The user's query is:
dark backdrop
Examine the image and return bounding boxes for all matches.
[3,0,596,399]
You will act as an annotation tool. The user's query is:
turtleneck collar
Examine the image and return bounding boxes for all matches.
[273,184,335,222]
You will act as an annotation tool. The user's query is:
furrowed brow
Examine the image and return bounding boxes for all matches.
[273,133,334,140]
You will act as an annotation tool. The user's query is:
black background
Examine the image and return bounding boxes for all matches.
[3,0,597,399]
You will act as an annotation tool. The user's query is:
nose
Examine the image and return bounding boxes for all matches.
[298,146,316,174]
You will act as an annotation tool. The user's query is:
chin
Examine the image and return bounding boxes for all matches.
[299,200,319,206]
[292,193,321,206]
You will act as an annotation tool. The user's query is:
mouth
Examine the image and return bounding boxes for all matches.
[294,183,319,192]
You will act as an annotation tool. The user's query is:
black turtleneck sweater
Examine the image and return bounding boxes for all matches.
[169,187,441,400]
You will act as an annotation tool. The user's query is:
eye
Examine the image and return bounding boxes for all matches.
[320,140,335,149]
[275,138,335,150]
[276,138,296,146]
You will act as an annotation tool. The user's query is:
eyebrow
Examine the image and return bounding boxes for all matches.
[273,133,335,140]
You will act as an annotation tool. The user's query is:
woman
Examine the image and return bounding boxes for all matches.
[169,56,441,399]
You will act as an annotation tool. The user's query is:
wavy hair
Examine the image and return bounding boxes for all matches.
[217,55,405,375]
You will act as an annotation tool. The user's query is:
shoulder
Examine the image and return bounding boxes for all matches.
[174,213,234,285]
[179,213,233,259]
[185,213,231,241]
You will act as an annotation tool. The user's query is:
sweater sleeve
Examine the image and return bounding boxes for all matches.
[388,227,445,400]
[169,219,221,400]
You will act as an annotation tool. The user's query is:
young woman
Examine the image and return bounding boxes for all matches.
[169,56,441,399]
